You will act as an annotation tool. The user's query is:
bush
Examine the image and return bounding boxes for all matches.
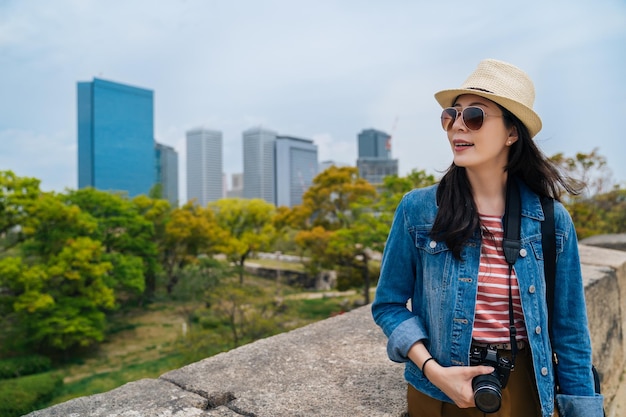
[0,372,63,416]
[0,355,52,380]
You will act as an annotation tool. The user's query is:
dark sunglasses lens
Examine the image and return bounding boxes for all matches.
[463,107,484,130]
[441,108,457,131]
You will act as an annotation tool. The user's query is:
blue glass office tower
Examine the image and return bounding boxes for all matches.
[77,78,156,197]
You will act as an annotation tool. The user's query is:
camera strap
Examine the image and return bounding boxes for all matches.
[502,176,521,367]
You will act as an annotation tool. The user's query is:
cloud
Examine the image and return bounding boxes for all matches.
[0,128,76,192]
[1,0,625,203]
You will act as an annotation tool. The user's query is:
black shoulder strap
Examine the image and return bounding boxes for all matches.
[503,178,521,265]
[503,177,521,363]
[541,196,556,334]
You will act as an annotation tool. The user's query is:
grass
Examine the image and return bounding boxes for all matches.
[53,353,185,404]
[249,257,306,272]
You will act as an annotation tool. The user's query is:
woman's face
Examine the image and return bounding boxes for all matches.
[445,94,517,173]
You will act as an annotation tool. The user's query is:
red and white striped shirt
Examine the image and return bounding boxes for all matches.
[472,214,528,344]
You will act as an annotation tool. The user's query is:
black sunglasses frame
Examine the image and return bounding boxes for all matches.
[441,106,501,132]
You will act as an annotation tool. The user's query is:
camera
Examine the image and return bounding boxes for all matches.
[469,345,513,413]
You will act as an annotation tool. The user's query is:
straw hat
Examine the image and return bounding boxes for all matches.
[434,59,542,138]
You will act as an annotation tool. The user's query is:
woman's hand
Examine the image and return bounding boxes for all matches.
[424,361,495,408]
[408,341,495,408]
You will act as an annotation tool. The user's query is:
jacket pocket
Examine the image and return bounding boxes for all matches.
[413,228,452,290]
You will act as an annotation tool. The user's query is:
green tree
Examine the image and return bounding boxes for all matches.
[549,149,625,237]
[63,188,156,301]
[290,166,377,230]
[162,202,228,294]
[0,237,114,353]
[210,198,277,284]
[132,194,172,298]
[205,280,279,347]
[0,185,119,355]
[20,192,97,258]
[550,148,613,198]
[292,167,382,302]
[0,171,41,252]
[326,208,389,303]
[379,169,437,215]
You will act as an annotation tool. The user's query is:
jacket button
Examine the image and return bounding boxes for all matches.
[519,248,528,257]
[529,285,536,294]
[541,367,549,376]
[535,326,542,334]
[429,241,437,249]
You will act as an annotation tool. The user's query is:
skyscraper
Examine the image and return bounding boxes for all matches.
[358,128,391,159]
[155,142,179,206]
[243,127,277,203]
[186,128,223,206]
[356,128,398,184]
[275,136,318,207]
[77,78,156,197]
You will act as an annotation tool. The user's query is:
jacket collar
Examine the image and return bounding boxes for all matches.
[516,178,545,221]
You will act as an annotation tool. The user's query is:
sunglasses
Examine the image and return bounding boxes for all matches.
[440,106,502,132]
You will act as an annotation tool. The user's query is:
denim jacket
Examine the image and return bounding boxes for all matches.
[372,181,604,417]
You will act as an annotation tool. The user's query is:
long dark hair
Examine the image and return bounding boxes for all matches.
[430,104,580,259]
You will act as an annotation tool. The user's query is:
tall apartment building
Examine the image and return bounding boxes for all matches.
[242,127,277,204]
[186,128,223,206]
[275,136,318,207]
[155,142,179,206]
[77,78,156,196]
[356,128,398,185]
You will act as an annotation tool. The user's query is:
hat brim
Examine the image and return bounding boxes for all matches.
[434,88,542,139]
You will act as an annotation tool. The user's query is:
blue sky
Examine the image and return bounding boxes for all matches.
[1,0,625,202]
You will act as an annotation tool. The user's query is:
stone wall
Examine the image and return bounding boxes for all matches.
[25,239,626,417]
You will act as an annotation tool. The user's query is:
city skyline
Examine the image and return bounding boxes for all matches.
[2,1,625,204]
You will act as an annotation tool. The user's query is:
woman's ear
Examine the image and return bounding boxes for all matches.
[507,126,519,146]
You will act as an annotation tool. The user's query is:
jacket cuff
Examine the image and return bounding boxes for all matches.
[386,316,426,363]
[555,393,604,417]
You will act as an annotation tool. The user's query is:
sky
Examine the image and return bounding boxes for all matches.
[1,0,625,203]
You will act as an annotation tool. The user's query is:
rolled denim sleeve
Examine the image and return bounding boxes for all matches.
[386,316,427,362]
[556,394,604,417]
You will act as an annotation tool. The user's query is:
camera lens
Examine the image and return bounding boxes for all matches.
[472,373,502,413]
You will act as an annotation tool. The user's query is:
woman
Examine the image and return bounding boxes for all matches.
[371,59,604,417]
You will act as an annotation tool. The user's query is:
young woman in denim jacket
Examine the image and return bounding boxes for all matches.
[372,59,604,417]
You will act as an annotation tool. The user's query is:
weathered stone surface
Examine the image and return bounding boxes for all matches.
[581,234,626,252]
[22,378,217,417]
[582,263,623,403]
[160,306,406,417]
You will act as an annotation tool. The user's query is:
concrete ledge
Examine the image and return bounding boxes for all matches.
[24,243,626,417]
[581,234,626,252]
[160,306,406,417]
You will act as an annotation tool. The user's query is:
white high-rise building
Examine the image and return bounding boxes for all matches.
[275,136,318,207]
[186,128,223,206]
[243,127,277,204]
